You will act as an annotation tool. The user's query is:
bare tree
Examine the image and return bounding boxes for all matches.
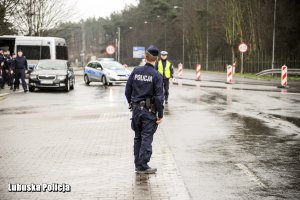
[8,0,77,35]
[0,0,21,34]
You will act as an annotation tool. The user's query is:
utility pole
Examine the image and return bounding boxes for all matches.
[115,38,118,61]
[271,0,277,69]
[182,6,185,67]
[118,27,121,62]
[206,0,209,71]
[81,23,86,66]
[232,17,235,64]
[174,5,185,67]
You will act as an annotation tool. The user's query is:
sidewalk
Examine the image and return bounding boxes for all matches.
[0,98,190,200]
[0,87,23,99]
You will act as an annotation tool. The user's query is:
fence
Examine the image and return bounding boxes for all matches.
[179,51,300,74]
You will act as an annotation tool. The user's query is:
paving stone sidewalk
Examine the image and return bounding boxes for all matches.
[0,102,190,200]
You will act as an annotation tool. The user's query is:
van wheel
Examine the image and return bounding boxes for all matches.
[84,75,90,85]
[102,76,108,86]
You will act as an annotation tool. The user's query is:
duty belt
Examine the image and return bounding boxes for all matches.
[133,100,156,113]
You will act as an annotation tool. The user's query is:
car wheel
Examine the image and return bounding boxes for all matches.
[109,83,113,86]
[70,79,75,90]
[84,75,90,85]
[65,80,70,92]
[29,86,35,92]
[102,76,108,86]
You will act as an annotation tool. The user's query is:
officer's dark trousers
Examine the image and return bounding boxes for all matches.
[0,70,9,88]
[13,71,20,89]
[131,106,158,170]
[163,78,170,100]
[15,70,27,91]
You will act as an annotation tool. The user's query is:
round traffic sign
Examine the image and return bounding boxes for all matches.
[238,43,248,53]
[106,45,116,55]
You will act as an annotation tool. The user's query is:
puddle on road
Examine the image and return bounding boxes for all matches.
[269,114,300,128]
[227,112,300,196]
[0,106,38,115]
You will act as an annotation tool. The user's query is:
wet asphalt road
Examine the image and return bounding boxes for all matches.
[0,74,299,199]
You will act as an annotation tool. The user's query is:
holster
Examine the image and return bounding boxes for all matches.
[136,98,157,114]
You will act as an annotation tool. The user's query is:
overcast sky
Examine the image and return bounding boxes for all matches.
[73,0,139,20]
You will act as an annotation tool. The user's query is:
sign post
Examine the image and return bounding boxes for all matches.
[238,43,248,74]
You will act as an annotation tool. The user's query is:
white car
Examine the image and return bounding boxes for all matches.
[84,59,131,86]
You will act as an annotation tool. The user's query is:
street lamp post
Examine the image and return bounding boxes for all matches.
[157,15,167,50]
[206,0,209,71]
[174,6,185,67]
[271,0,277,70]
[144,21,154,42]
[117,27,121,62]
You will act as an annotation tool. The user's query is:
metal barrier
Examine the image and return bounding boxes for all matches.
[256,68,300,76]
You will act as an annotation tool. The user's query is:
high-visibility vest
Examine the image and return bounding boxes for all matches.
[158,60,172,78]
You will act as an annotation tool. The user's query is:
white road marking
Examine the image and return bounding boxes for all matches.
[235,163,268,189]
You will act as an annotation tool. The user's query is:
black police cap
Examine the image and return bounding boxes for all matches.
[146,45,159,57]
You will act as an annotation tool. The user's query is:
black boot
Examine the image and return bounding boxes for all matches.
[136,167,157,174]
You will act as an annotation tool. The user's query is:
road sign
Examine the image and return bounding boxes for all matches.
[106,45,116,55]
[238,43,248,53]
[133,46,145,58]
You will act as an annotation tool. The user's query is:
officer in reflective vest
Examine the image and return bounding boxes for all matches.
[155,51,174,104]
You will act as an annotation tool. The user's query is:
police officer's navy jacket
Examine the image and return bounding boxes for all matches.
[125,63,164,118]
[15,56,28,70]
[0,53,4,68]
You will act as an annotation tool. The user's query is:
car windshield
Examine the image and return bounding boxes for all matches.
[36,60,67,70]
[101,61,124,70]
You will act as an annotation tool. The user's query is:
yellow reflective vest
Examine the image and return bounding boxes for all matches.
[158,60,172,78]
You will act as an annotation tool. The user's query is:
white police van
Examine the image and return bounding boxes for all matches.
[0,35,68,71]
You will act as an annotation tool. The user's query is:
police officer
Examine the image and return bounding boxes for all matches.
[155,51,174,104]
[5,50,14,90]
[14,49,28,93]
[10,53,18,90]
[0,50,11,89]
[0,48,5,89]
[125,45,164,174]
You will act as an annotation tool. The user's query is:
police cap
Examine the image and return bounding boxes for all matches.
[160,51,168,55]
[146,45,159,57]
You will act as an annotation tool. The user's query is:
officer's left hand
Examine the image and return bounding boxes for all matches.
[156,117,163,125]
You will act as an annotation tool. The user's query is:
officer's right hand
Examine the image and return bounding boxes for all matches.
[156,117,163,125]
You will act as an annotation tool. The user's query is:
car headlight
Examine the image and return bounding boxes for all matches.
[107,71,117,77]
[30,74,37,79]
[57,75,66,80]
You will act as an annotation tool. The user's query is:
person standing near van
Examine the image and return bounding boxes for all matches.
[14,49,28,93]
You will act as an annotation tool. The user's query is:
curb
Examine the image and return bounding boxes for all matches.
[0,93,9,98]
